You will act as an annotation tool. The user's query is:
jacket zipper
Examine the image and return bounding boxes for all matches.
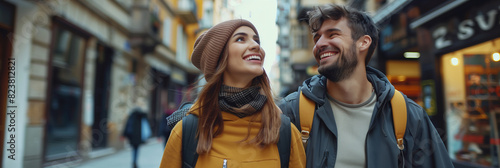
[222,159,227,168]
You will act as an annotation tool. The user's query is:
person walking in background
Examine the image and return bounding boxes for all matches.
[278,4,454,167]
[159,19,305,168]
[122,106,151,168]
[158,103,176,147]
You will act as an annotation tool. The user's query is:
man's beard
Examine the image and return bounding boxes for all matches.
[318,43,358,82]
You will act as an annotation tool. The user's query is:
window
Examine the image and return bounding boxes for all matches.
[293,24,309,49]
[162,18,172,46]
[442,39,500,167]
[45,22,88,161]
[176,25,188,64]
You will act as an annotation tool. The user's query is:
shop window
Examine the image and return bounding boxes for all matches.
[45,19,89,162]
[386,60,421,103]
[0,1,14,29]
[442,39,500,167]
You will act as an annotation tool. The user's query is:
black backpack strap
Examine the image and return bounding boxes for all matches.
[294,88,302,131]
[179,101,194,109]
[182,114,199,168]
[167,102,194,129]
[278,114,291,168]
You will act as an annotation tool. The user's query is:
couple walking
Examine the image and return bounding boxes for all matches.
[159,4,454,168]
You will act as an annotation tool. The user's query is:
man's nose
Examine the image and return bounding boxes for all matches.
[315,35,328,50]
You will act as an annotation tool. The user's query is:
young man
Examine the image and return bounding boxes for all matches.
[278,4,454,168]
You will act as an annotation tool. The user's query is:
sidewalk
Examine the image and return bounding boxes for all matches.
[74,140,165,168]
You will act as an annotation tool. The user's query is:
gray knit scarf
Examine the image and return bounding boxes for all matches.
[219,85,267,118]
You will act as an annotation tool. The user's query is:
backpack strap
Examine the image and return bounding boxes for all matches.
[182,114,199,168]
[391,90,407,150]
[277,114,291,168]
[179,101,194,110]
[299,90,315,147]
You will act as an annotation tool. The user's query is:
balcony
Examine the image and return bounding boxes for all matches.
[129,0,161,54]
[176,0,198,24]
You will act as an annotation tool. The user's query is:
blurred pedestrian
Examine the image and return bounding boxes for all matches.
[278,4,454,167]
[122,106,151,168]
[157,103,176,147]
[159,19,305,168]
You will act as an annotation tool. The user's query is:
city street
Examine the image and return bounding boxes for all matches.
[2,0,500,167]
[74,141,165,168]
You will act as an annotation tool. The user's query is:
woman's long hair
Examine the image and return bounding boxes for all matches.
[191,46,281,154]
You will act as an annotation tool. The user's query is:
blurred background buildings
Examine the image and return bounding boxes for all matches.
[1,0,500,167]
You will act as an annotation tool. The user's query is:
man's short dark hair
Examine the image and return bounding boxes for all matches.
[307,4,379,65]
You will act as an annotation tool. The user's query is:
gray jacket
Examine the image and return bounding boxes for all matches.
[278,66,454,168]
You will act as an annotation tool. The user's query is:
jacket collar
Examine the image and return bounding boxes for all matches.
[299,66,394,107]
[298,66,395,136]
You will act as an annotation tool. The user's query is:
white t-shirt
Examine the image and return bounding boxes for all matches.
[328,91,376,168]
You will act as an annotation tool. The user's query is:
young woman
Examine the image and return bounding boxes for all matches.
[159,19,305,168]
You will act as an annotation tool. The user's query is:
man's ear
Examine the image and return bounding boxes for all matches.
[358,35,372,51]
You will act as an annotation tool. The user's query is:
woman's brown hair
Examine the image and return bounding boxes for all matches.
[191,39,281,154]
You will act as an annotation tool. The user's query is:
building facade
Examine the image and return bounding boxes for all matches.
[411,0,500,167]
[1,0,202,167]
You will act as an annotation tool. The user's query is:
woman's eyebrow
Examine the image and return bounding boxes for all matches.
[232,32,248,38]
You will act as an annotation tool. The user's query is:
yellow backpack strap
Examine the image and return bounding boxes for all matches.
[391,90,407,150]
[299,91,315,147]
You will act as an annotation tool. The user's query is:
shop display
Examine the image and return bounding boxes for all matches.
[454,54,500,167]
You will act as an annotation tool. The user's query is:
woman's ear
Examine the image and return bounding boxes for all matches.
[358,35,372,51]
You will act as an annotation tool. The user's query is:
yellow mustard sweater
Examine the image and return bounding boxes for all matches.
[159,111,306,168]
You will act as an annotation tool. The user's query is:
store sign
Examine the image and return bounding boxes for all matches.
[171,67,186,85]
[431,2,500,50]
[380,12,419,57]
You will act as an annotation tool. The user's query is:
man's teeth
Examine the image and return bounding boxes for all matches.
[245,55,261,61]
[320,53,334,59]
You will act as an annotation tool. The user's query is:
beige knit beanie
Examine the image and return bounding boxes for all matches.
[191,19,259,81]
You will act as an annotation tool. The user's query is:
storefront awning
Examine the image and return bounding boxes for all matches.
[373,0,413,24]
[409,0,467,29]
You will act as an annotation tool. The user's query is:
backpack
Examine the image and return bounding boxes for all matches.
[180,102,292,168]
[298,89,407,151]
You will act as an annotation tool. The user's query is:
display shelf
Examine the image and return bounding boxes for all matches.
[456,54,500,167]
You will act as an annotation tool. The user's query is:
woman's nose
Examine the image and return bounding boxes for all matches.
[249,40,260,51]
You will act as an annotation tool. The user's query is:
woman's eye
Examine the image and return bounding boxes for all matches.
[255,39,260,44]
[236,37,244,42]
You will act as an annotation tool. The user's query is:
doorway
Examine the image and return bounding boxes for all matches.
[92,43,114,149]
